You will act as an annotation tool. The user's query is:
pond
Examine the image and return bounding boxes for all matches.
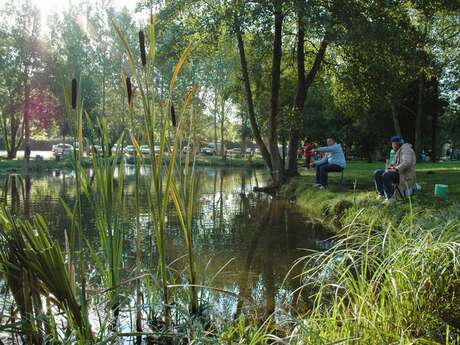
[0,166,331,336]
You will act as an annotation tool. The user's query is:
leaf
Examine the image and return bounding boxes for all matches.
[169,45,191,95]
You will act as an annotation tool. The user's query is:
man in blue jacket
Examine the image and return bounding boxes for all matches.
[312,138,346,189]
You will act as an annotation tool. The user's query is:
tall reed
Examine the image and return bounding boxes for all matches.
[62,76,92,337]
[0,17,200,344]
[125,69,143,335]
[169,98,199,316]
[114,19,198,330]
[83,115,126,325]
[280,207,460,344]
[0,210,94,343]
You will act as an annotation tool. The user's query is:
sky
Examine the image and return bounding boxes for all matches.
[36,0,137,20]
[27,0,143,36]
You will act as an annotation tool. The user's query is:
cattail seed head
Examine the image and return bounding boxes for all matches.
[139,30,146,66]
[126,77,133,107]
[170,103,176,127]
[71,78,77,109]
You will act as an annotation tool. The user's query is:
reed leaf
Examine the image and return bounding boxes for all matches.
[169,45,191,96]
[0,210,93,342]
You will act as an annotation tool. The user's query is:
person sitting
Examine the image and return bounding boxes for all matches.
[374,136,416,205]
[311,138,346,189]
[303,140,313,169]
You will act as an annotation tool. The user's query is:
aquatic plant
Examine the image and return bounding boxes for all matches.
[279,207,460,343]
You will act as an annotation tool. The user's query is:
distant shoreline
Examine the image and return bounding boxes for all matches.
[0,155,267,174]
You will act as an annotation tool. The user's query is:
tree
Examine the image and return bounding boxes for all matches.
[0,1,41,159]
[286,0,330,175]
[47,2,101,140]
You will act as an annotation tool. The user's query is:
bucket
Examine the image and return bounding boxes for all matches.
[434,184,448,197]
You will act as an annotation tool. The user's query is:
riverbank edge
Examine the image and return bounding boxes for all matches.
[278,174,459,232]
[0,156,265,174]
[279,176,369,230]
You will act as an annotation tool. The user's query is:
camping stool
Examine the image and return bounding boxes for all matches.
[393,183,416,199]
[332,170,344,185]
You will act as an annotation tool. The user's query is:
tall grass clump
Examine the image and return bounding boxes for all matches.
[84,116,126,326]
[65,75,127,331]
[0,18,201,344]
[0,210,94,344]
[114,17,199,333]
[279,207,460,344]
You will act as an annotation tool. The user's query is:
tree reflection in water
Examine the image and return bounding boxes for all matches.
[0,167,329,319]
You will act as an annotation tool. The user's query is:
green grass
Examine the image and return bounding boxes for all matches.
[203,161,460,344]
[0,155,264,174]
[0,158,91,173]
[274,206,460,344]
[281,161,460,226]
[194,155,265,168]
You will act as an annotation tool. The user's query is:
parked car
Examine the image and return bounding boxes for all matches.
[227,148,242,156]
[111,144,123,154]
[124,145,136,155]
[89,144,103,156]
[182,145,192,154]
[201,143,216,155]
[245,148,253,155]
[52,143,74,160]
[140,145,150,155]
[201,142,224,155]
[254,148,261,156]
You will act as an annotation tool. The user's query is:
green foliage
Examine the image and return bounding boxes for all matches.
[1,0,458,160]
[0,211,93,343]
[0,1,40,158]
[0,0,460,343]
[288,207,460,343]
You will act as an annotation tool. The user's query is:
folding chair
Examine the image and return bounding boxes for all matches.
[331,170,344,185]
[393,184,417,199]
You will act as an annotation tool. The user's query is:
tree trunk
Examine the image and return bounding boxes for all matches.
[214,91,218,149]
[220,96,225,160]
[286,14,329,176]
[7,122,17,159]
[286,2,305,177]
[7,148,17,160]
[233,9,272,171]
[267,0,284,186]
[414,73,424,157]
[24,82,31,162]
[431,107,438,162]
[281,137,286,169]
[6,117,22,160]
[388,96,402,137]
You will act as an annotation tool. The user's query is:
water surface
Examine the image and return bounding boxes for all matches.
[1,167,330,321]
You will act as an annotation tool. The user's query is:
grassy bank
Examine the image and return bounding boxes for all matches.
[2,159,459,343]
[0,155,265,174]
[0,158,89,173]
[194,155,265,167]
[232,161,460,344]
[280,161,460,226]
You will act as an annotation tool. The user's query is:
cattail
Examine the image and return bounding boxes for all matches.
[71,78,77,109]
[126,77,133,107]
[170,102,176,127]
[139,30,146,66]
